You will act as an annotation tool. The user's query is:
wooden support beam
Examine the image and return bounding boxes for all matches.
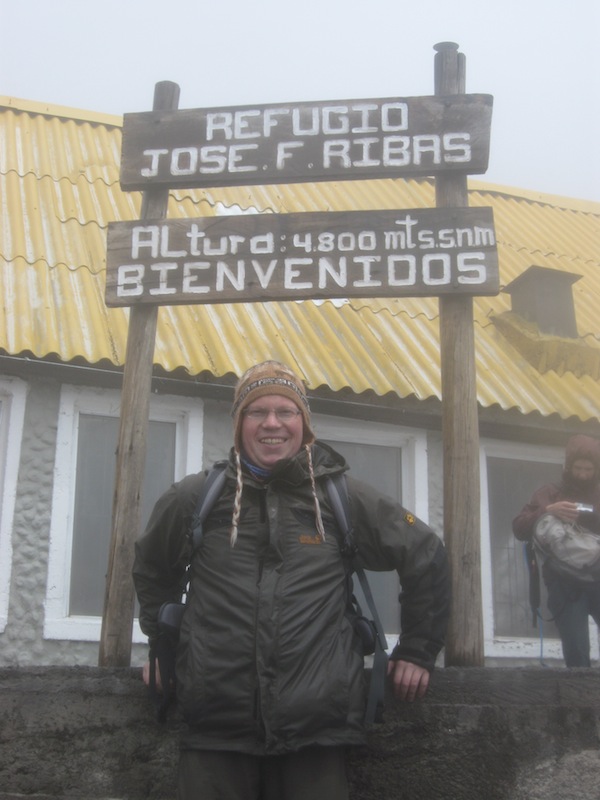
[434,42,485,666]
[98,81,181,667]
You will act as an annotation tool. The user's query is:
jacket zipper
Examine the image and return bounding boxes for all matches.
[254,486,267,742]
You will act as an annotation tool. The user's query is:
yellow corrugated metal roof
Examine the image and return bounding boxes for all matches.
[1,97,599,423]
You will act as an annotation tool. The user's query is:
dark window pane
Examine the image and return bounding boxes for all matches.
[69,415,176,616]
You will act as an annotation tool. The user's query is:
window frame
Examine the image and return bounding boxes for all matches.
[0,376,28,633]
[312,413,428,519]
[480,437,599,661]
[44,385,203,643]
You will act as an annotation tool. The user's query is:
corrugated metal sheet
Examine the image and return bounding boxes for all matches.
[1,97,599,422]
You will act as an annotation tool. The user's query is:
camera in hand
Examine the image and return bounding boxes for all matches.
[575,503,598,531]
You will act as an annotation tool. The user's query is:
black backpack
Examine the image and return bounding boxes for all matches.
[150,463,388,724]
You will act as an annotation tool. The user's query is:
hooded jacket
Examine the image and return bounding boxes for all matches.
[512,435,600,541]
[133,442,450,755]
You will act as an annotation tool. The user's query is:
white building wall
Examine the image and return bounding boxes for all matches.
[1,373,515,668]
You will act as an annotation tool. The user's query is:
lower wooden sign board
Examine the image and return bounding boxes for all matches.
[105,207,499,306]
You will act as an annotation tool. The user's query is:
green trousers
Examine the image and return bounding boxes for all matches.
[177,746,349,800]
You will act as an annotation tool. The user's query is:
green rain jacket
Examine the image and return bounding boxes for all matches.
[133,442,450,755]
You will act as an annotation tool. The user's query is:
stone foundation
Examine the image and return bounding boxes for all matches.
[1,666,599,799]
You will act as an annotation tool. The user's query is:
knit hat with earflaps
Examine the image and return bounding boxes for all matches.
[231,361,315,453]
[229,361,323,546]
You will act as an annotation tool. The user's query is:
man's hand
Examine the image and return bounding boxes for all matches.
[546,501,579,524]
[387,659,430,702]
[142,659,163,691]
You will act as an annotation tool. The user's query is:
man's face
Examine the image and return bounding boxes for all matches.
[571,458,596,485]
[240,394,304,469]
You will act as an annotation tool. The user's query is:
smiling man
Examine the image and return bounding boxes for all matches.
[235,366,307,470]
[133,360,450,800]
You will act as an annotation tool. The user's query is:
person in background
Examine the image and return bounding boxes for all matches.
[134,360,450,800]
[513,434,600,667]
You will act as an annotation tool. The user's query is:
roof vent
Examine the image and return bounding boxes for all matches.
[503,265,581,338]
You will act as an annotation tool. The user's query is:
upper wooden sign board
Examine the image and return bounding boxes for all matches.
[120,94,493,190]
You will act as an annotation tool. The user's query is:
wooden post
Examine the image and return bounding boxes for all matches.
[98,81,181,667]
[434,43,484,665]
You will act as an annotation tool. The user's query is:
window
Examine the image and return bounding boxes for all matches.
[316,413,428,647]
[0,377,28,633]
[481,439,599,661]
[45,386,203,642]
[69,415,176,616]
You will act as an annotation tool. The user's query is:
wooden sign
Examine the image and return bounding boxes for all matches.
[105,207,498,306]
[120,94,493,190]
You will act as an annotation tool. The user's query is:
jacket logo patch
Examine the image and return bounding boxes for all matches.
[299,534,323,545]
[404,512,416,525]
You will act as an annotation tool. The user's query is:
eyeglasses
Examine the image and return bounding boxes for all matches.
[243,408,302,423]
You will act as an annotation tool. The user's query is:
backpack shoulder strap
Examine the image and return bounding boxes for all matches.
[325,472,356,558]
[325,475,386,636]
[325,473,389,724]
[149,462,229,723]
[191,461,228,551]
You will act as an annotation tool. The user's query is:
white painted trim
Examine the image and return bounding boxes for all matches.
[44,385,203,643]
[45,401,427,644]
[0,377,28,633]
